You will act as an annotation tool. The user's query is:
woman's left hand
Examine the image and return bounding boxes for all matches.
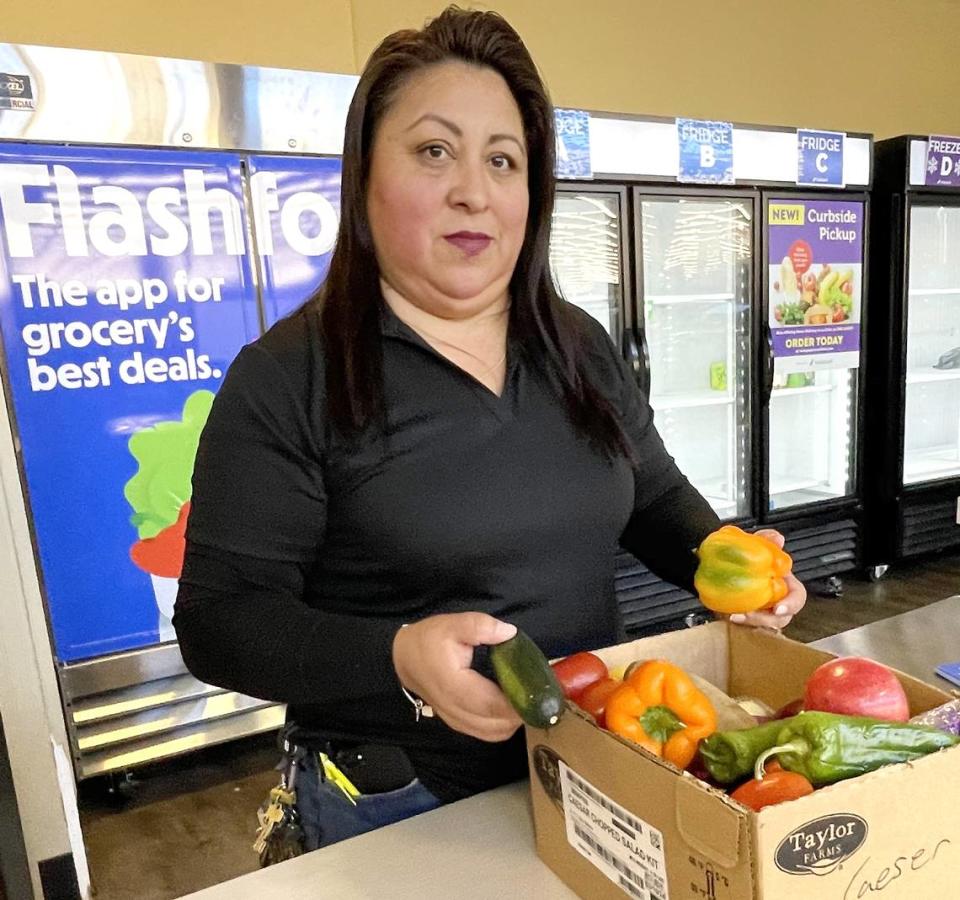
[726,529,806,631]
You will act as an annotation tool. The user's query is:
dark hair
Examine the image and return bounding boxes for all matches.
[316,5,630,458]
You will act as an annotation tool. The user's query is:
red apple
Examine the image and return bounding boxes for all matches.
[803,657,909,722]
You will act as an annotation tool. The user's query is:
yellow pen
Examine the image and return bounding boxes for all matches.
[319,752,361,805]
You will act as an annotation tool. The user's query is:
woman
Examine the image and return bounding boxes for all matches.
[174,6,805,852]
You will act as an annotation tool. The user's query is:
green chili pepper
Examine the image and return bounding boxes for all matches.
[754,711,960,785]
[699,718,791,784]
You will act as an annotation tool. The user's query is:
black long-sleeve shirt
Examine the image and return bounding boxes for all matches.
[174,301,719,801]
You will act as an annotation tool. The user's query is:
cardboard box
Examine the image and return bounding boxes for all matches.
[526,621,959,900]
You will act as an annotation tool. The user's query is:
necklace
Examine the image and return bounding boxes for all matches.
[414,328,507,371]
[379,283,509,385]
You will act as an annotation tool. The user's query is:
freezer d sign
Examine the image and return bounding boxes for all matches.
[924,135,960,187]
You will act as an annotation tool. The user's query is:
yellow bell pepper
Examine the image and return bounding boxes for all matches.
[694,525,792,615]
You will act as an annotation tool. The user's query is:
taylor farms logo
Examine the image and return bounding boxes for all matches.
[776,814,868,876]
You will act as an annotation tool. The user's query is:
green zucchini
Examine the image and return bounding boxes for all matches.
[490,629,565,729]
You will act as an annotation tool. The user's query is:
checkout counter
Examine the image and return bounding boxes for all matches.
[184,597,960,899]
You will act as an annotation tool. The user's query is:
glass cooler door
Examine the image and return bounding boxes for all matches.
[767,366,857,508]
[903,203,960,485]
[637,195,753,520]
[549,189,625,340]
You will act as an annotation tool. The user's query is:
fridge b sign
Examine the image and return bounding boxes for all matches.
[797,130,845,188]
[677,118,734,185]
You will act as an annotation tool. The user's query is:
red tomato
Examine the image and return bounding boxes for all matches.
[576,677,621,727]
[803,657,909,722]
[550,652,608,700]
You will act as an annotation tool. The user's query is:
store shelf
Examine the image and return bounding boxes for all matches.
[703,496,740,519]
[60,643,284,779]
[650,392,734,410]
[645,293,736,307]
[770,384,837,397]
[769,485,847,509]
[71,673,224,725]
[906,369,960,384]
[769,476,824,495]
[904,446,960,484]
[908,287,960,296]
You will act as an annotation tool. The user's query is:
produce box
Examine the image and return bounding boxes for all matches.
[526,621,958,900]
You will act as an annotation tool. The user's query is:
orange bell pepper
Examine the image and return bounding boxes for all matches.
[605,660,717,769]
[694,525,793,615]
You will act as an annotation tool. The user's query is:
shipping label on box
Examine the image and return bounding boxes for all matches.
[560,761,669,900]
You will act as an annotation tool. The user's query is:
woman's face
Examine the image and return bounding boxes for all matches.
[367,61,530,319]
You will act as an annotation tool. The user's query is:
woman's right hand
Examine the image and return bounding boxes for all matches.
[392,613,523,743]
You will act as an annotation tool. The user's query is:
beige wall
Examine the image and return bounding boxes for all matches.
[4,1,960,138]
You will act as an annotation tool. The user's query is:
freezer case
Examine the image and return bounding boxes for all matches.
[866,136,960,564]
[902,204,960,486]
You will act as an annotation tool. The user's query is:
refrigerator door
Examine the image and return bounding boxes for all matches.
[768,366,857,507]
[903,203,960,484]
[550,189,625,340]
[637,194,753,519]
[765,196,864,511]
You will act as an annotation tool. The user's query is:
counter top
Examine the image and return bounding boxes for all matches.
[187,598,960,899]
[810,595,960,689]
[184,781,576,899]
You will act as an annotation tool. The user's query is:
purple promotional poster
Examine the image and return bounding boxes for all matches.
[768,198,863,372]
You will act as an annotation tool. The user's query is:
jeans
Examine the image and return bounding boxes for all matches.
[294,752,442,851]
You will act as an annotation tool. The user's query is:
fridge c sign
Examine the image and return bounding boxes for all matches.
[677,118,734,185]
[797,130,845,188]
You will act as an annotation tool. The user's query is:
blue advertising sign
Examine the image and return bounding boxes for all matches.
[554,109,592,180]
[248,155,342,326]
[0,143,260,661]
[677,118,734,185]
[797,130,845,187]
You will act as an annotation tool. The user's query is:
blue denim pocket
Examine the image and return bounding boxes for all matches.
[296,757,441,851]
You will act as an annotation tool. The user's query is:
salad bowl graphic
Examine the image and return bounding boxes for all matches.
[773,256,855,327]
[123,390,213,641]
